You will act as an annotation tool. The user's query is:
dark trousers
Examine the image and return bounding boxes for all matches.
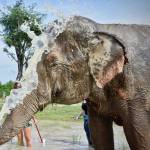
[84,119,92,145]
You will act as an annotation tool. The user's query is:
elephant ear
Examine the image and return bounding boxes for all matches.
[88,32,126,88]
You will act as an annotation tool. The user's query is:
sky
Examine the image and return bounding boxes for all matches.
[0,0,150,83]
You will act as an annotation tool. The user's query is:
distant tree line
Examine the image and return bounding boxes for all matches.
[0,81,13,98]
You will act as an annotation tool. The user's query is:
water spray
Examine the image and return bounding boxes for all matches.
[0,16,73,125]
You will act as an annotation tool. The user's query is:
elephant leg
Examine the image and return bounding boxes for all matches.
[88,105,114,150]
[123,101,150,150]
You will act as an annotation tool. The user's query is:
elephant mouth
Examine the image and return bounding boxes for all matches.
[52,88,63,97]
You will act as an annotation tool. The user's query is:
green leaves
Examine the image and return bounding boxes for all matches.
[0,0,44,80]
[0,81,13,98]
[0,0,42,45]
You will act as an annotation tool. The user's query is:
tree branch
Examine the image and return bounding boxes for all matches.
[3,48,18,62]
[24,55,28,64]
[23,51,31,65]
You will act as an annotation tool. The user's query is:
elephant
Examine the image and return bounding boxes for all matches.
[0,16,149,150]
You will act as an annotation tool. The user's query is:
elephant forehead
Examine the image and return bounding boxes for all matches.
[46,48,64,63]
[47,53,57,62]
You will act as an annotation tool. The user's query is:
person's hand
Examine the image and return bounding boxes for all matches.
[32,116,38,123]
[75,116,80,120]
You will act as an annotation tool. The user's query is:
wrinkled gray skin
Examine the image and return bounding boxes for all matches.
[0,16,149,150]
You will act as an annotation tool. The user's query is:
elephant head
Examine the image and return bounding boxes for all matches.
[0,29,126,144]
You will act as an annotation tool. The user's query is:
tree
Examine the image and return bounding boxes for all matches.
[0,0,44,80]
[0,81,13,98]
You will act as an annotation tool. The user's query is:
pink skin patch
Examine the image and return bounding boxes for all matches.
[98,55,125,88]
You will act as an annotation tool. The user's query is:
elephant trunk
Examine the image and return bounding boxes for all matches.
[0,89,49,145]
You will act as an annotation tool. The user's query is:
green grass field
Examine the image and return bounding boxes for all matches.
[35,104,82,122]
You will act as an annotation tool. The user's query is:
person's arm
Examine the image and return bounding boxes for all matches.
[76,110,84,120]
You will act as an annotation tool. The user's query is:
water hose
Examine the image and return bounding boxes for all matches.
[32,117,44,143]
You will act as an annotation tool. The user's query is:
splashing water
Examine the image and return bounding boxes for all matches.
[0,11,97,124]
[0,16,73,124]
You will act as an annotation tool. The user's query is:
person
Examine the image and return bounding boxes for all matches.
[76,98,93,146]
[13,82,33,147]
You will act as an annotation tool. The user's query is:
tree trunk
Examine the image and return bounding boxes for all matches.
[16,63,23,80]
[16,55,24,81]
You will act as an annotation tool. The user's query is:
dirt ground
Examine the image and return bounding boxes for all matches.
[0,120,129,150]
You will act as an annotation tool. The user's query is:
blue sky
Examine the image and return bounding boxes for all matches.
[0,0,150,83]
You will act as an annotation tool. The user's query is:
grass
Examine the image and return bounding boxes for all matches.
[35,104,82,122]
